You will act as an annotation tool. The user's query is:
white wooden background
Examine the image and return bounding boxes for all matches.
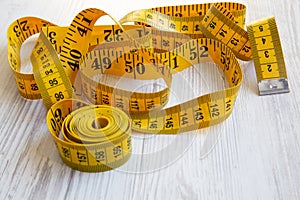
[1,0,300,199]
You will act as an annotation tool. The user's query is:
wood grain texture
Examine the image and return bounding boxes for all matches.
[1,0,300,199]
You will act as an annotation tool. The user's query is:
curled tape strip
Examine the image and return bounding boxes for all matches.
[7,2,289,172]
[46,99,131,172]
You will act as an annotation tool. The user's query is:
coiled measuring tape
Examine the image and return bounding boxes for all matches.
[46,99,132,172]
[7,2,289,172]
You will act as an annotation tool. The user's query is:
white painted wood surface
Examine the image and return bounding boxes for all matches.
[1,0,300,199]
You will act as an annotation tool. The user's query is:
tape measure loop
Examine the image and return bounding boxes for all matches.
[7,17,56,99]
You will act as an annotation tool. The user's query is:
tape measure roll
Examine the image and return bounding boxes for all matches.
[6,2,289,172]
[46,99,131,172]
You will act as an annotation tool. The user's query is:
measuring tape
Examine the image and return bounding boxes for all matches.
[7,2,289,172]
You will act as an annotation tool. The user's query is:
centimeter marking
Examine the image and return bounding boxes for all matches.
[198,3,252,61]
[60,9,107,84]
[31,32,73,109]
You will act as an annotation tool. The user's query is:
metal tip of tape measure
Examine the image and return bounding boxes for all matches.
[258,78,289,96]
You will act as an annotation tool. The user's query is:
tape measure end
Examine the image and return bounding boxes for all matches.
[258,78,289,96]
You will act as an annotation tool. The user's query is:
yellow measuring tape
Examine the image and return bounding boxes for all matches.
[7,2,289,172]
